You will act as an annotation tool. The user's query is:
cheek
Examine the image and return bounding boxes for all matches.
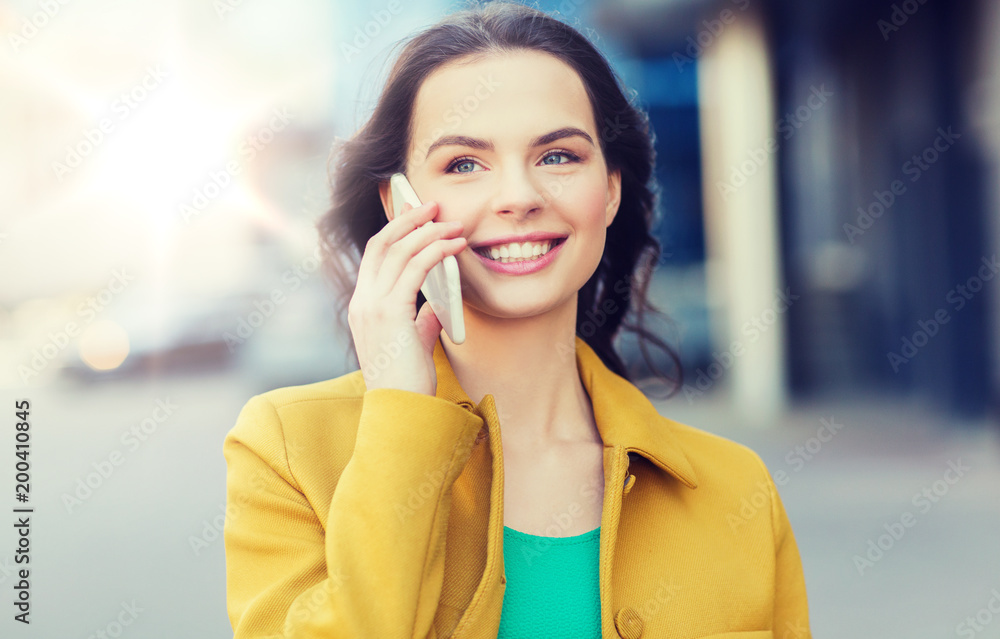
[560,180,611,229]
[435,193,481,225]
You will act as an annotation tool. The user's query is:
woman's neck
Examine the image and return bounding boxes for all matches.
[440,301,601,449]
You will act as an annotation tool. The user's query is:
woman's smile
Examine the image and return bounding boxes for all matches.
[471,236,568,275]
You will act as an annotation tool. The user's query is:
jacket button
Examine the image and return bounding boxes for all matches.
[622,474,636,494]
[614,607,644,638]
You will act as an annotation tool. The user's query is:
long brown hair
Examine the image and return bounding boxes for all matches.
[318,0,683,398]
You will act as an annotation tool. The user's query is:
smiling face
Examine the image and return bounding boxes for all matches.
[381,49,621,320]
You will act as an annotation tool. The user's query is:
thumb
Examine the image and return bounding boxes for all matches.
[414,300,443,354]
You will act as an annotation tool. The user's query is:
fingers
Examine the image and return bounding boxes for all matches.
[388,232,466,303]
[375,216,465,296]
[355,201,436,295]
[359,201,466,305]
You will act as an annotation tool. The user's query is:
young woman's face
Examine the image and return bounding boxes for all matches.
[388,49,621,321]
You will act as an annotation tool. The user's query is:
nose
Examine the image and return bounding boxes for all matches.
[489,167,547,218]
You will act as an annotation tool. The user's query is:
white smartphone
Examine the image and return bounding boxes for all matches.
[389,173,465,345]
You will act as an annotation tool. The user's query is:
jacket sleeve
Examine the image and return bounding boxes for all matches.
[767,470,812,638]
[223,387,485,638]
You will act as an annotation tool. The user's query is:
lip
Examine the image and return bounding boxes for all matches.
[472,237,566,275]
[470,232,568,250]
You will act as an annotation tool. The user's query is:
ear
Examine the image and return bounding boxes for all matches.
[378,181,395,223]
[605,168,622,227]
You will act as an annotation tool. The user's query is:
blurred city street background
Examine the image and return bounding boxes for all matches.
[1,0,999,637]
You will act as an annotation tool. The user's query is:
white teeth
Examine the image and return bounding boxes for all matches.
[482,240,557,263]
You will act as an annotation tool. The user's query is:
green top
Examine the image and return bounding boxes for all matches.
[497,524,602,638]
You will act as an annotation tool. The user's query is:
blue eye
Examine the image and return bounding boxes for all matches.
[444,150,582,174]
[446,157,480,174]
[541,150,580,165]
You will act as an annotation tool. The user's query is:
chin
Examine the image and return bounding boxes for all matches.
[464,291,575,321]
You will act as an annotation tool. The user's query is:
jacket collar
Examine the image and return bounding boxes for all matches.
[432,334,699,489]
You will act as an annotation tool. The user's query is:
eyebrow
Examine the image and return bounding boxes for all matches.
[424,126,595,160]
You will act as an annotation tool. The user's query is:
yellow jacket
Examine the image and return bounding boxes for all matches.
[224,335,811,638]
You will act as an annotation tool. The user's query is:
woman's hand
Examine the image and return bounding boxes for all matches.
[348,200,466,396]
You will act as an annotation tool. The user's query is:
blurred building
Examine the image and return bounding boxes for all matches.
[587,0,1000,422]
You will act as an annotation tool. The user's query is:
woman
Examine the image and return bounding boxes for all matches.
[223,2,811,638]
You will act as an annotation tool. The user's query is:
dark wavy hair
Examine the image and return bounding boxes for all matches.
[318,0,683,398]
